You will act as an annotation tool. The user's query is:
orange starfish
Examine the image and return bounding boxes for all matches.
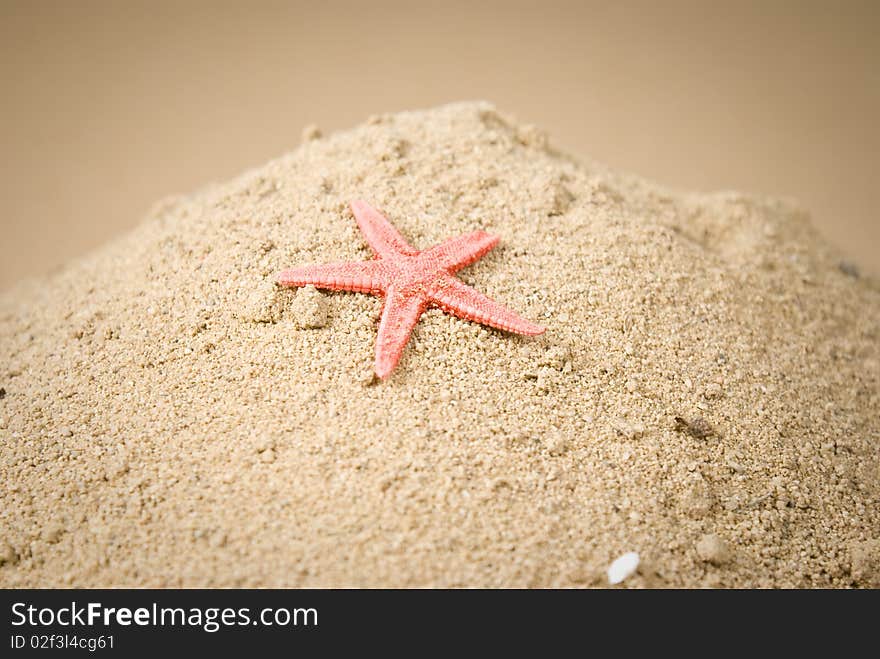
[278,200,545,379]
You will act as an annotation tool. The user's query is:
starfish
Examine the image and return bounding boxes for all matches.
[278,200,545,379]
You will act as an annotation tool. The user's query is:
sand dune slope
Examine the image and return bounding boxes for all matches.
[1,102,878,587]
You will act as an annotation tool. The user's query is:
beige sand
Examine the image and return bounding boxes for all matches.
[0,102,878,588]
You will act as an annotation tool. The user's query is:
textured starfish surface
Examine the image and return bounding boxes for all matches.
[278,200,545,378]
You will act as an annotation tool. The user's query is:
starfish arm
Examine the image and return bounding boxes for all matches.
[429,274,545,336]
[374,287,427,379]
[421,231,500,272]
[351,200,417,257]
[277,260,387,294]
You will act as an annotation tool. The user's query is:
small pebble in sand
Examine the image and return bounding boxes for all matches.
[535,368,555,393]
[537,345,570,371]
[489,477,513,493]
[547,181,575,216]
[682,484,715,519]
[0,386,6,399]
[696,533,731,565]
[301,124,323,142]
[242,283,287,324]
[253,436,274,453]
[607,551,640,585]
[260,448,276,463]
[60,427,73,438]
[515,123,549,150]
[290,285,328,329]
[104,459,129,481]
[209,531,228,549]
[0,541,17,565]
[703,382,723,399]
[544,433,568,456]
[838,260,860,278]
[42,525,64,544]
[613,420,645,440]
[674,415,716,439]
[850,539,880,588]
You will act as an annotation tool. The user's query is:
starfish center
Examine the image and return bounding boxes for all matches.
[278,201,545,378]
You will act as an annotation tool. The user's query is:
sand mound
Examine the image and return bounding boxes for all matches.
[1,102,878,587]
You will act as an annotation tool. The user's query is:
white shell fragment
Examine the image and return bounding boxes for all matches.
[607,551,640,585]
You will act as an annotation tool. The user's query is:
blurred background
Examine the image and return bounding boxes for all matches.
[1,0,878,289]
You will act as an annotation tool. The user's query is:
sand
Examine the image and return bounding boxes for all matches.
[1,102,878,588]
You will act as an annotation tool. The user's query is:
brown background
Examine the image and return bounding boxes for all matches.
[1,0,878,290]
